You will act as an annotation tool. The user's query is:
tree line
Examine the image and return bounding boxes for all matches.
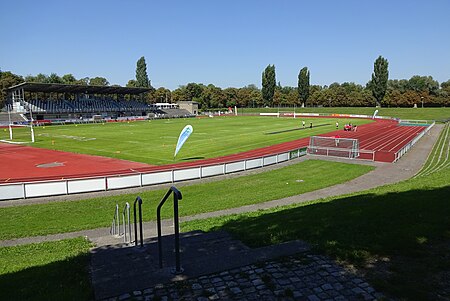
[1,56,449,109]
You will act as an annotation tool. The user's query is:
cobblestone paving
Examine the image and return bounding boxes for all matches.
[103,253,386,301]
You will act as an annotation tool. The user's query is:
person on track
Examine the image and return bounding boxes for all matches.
[335,134,340,147]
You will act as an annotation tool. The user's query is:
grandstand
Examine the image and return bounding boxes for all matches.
[5,82,193,122]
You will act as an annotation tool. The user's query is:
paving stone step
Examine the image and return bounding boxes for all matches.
[90,230,310,300]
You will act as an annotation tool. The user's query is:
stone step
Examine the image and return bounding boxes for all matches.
[90,230,310,300]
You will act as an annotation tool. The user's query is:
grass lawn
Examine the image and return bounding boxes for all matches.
[1,116,371,165]
[0,237,93,301]
[181,165,450,300]
[242,107,450,122]
[415,122,450,177]
[0,160,373,240]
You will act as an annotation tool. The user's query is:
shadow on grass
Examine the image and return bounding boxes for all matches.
[181,156,205,161]
[207,186,450,300]
[0,253,93,301]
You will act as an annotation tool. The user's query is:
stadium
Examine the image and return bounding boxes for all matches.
[2,0,450,298]
[0,82,434,200]
[1,74,449,301]
[1,80,449,300]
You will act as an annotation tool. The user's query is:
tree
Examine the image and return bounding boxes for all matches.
[153,87,172,103]
[223,87,238,107]
[48,73,62,84]
[261,64,276,106]
[75,77,90,85]
[200,84,226,108]
[172,86,189,102]
[25,73,48,83]
[407,75,439,95]
[297,67,310,106]
[126,79,137,87]
[185,83,204,101]
[0,71,24,108]
[441,79,450,92]
[370,55,389,107]
[136,56,151,88]
[62,74,77,85]
[89,77,109,86]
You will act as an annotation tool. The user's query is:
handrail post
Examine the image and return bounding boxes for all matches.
[139,200,143,247]
[157,189,172,268]
[128,203,132,244]
[133,196,143,247]
[110,204,119,236]
[115,204,119,235]
[121,202,130,243]
[156,186,183,272]
[173,190,181,273]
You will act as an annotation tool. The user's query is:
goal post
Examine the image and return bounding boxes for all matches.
[308,136,359,159]
[0,105,35,144]
[0,123,35,144]
[277,105,297,118]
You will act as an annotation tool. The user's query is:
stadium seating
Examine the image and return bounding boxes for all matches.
[160,108,194,118]
[22,98,153,115]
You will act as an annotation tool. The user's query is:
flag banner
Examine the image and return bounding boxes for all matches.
[372,109,379,119]
[174,125,193,157]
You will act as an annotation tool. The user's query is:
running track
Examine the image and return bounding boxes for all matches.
[0,118,428,183]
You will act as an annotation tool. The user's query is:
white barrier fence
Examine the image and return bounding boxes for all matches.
[393,122,435,162]
[259,112,398,121]
[0,147,308,201]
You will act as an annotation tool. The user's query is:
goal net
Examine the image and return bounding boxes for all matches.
[308,136,359,159]
[0,123,35,144]
[277,105,298,118]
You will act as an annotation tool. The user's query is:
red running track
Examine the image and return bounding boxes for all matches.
[318,119,427,162]
[0,118,428,183]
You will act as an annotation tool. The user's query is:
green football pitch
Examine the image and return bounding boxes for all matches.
[2,116,372,165]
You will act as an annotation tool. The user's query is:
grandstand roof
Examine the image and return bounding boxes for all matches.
[8,82,151,95]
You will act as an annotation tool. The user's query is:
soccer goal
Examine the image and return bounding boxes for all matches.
[308,136,359,159]
[0,106,35,144]
[0,123,35,144]
[277,105,298,118]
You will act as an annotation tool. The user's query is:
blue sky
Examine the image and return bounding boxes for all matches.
[1,0,449,90]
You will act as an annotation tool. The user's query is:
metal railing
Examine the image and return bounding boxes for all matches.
[110,199,142,247]
[110,204,119,236]
[156,186,183,274]
[133,196,144,247]
[122,202,132,244]
[307,146,361,159]
[394,122,435,162]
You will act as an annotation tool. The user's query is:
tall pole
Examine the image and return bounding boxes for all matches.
[421,96,424,108]
[27,88,35,143]
[7,104,13,140]
[29,109,35,142]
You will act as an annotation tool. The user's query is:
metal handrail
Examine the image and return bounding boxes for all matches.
[133,196,144,247]
[110,204,119,236]
[122,202,131,244]
[156,186,183,273]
